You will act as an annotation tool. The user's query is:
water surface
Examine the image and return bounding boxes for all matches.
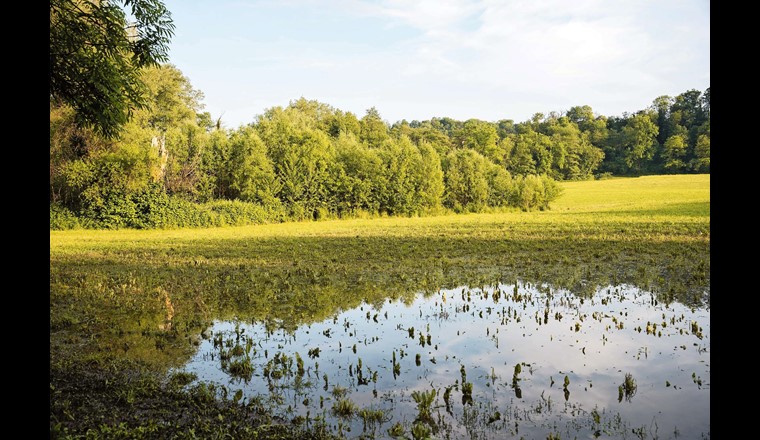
[182,283,709,439]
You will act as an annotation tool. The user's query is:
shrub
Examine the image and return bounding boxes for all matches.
[512,174,563,211]
[204,199,284,226]
[50,204,82,230]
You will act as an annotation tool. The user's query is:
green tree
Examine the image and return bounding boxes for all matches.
[443,149,490,212]
[485,163,514,207]
[691,121,710,172]
[620,112,659,173]
[508,127,552,176]
[661,135,688,172]
[360,107,389,148]
[377,137,422,215]
[227,127,281,206]
[459,119,503,164]
[331,133,384,214]
[415,142,445,210]
[256,106,335,218]
[407,122,454,157]
[507,134,536,176]
[661,124,689,173]
[50,0,175,138]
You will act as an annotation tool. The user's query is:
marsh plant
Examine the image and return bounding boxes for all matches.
[332,398,357,419]
[622,373,637,402]
[226,357,253,380]
[387,421,405,438]
[443,386,452,410]
[358,407,387,430]
[411,422,432,440]
[462,381,473,406]
[411,389,437,422]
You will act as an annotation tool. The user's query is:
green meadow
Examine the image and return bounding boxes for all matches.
[50,174,709,438]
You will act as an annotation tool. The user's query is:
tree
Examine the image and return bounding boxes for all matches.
[650,96,674,145]
[692,135,710,172]
[50,0,175,138]
[227,128,281,206]
[415,142,445,210]
[119,64,207,196]
[377,137,421,215]
[360,107,389,148]
[691,121,710,172]
[443,150,490,212]
[662,133,688,172]
[545,118,604,180]
[332,133,384,214]
[620,112,659,173]
[671,89,704,129]
[459,119,502,163]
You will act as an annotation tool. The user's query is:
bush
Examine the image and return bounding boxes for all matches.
[50,204,82,230]
[132,186,216,229]
[203,199,285,226]
[512,174,563,211]
[596,172,614,180]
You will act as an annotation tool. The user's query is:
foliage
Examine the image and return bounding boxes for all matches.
[50,0,174,138]
[50,204,85,230]
[50,57,709,228]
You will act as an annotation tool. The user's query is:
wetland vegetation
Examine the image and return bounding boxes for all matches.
[50,3,709,437]
[50,174,709,439]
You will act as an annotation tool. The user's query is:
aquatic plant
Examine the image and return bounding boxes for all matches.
[443,386,452,409]
[227,357,253,380]
[411,422,432,440]
[622,373,637,401]
[387,421,405,438]
[331,398,357,418]
[358,407,387,428]
[462,382,473,405]
[295,352,305,377]
[411,388,437,421]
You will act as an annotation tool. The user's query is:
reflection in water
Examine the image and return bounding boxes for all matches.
[181,283,709,439]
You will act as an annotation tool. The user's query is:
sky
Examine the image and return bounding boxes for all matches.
[161,0,710,128]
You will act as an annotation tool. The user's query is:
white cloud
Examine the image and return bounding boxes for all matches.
[166,0,709,125]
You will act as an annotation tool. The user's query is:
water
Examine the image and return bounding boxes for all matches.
[181,283,709,439]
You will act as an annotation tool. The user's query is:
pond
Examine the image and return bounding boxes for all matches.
[180,283,709,439]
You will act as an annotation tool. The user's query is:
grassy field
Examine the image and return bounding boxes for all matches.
[50,174,709,438]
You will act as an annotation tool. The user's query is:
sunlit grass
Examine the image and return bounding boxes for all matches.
[51,174,709,249]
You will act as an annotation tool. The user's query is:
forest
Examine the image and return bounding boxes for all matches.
[50,63,709,229]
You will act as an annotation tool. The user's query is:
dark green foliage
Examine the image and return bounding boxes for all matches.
[51,184,286,230]
[50,204,87,230]
[50,0,174,138]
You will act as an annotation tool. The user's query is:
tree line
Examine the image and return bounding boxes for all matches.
[50,64,709,229]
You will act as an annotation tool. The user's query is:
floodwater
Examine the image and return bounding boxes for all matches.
[181,283,709,439]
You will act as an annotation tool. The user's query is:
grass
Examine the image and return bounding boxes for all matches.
[50,174,709,437]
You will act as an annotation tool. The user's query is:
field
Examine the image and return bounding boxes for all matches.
[50,174,709,439]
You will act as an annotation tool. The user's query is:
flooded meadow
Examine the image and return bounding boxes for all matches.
[181,283,709,439]
[50,176,710,438]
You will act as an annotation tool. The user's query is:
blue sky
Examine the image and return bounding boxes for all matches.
[162,0,710,128]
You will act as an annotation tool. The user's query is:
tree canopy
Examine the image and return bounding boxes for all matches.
[50,0,174,138]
